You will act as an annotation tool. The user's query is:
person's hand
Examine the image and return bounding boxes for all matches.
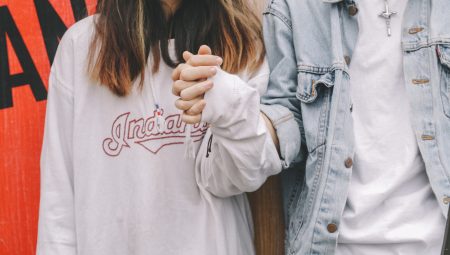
[172,45,223,124]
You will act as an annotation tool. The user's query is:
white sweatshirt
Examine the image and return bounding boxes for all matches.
[36,16,281,255]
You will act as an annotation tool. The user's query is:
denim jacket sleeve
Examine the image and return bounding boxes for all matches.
[261,0,305,169]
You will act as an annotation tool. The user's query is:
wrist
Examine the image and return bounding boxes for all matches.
[201,68,240,126]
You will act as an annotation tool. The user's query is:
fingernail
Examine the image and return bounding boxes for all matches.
[216,57,223,65]
[210,67,217,74]
[205,81,213,88]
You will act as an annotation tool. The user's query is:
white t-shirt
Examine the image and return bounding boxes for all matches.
[336,0,446,254]
[36,15,280,255]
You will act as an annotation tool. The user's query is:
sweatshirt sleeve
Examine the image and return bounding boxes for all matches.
[196,63,282,198]
[36,32,77,255]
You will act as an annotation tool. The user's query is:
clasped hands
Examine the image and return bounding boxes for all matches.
[172,45,223,124]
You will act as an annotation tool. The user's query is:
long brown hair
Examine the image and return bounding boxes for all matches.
[88,0,265,96]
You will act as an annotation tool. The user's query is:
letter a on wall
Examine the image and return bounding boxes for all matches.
[0,1,96,254]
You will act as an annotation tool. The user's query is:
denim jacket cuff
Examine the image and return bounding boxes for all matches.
[260,104,301,169]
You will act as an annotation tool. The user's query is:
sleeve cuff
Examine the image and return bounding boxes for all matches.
[201,68,239,126]
[260,104,301,169]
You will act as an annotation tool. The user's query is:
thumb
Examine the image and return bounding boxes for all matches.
[183,51,194,62]
[198,45,212,55]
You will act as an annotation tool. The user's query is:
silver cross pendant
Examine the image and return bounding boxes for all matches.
[379,0,397,37]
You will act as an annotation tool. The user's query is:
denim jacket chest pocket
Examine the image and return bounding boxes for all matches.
[438,44,450,118]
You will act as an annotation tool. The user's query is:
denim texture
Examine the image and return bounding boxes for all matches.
[261,0,450,254]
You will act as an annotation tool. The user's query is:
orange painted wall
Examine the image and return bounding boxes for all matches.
[0,1,96,254]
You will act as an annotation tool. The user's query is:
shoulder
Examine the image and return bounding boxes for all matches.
[52,15,96,64]
[57,15,96,53]
[58,16,96,57]
[64,15,96,42]
[51,15,97,87]
[52,15,97,66]
[264,0,291,20]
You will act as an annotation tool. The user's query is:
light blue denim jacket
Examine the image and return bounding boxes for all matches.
[260,0,450,254]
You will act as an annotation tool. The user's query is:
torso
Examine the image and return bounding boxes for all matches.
[66,16,255,255]
[336,0,445,253]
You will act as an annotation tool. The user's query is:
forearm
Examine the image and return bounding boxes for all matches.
[198,111,281,197]
[261,112,280,153]
[196,69,282,197]
[261,0,306,168]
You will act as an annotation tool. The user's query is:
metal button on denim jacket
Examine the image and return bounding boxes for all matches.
[260,0,450,254]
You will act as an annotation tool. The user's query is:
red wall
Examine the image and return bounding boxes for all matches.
[0,1,96,254]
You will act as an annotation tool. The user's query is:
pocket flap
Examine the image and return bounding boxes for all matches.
[296,71,335,103]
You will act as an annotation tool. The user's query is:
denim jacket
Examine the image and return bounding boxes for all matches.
[260,0,450,254]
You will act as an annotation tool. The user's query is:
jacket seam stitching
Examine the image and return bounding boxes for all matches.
[293,89,331,250]
[403,40,450,52]
[263,7,293,31]
[297,63,346,74]
[273,112,294,127]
